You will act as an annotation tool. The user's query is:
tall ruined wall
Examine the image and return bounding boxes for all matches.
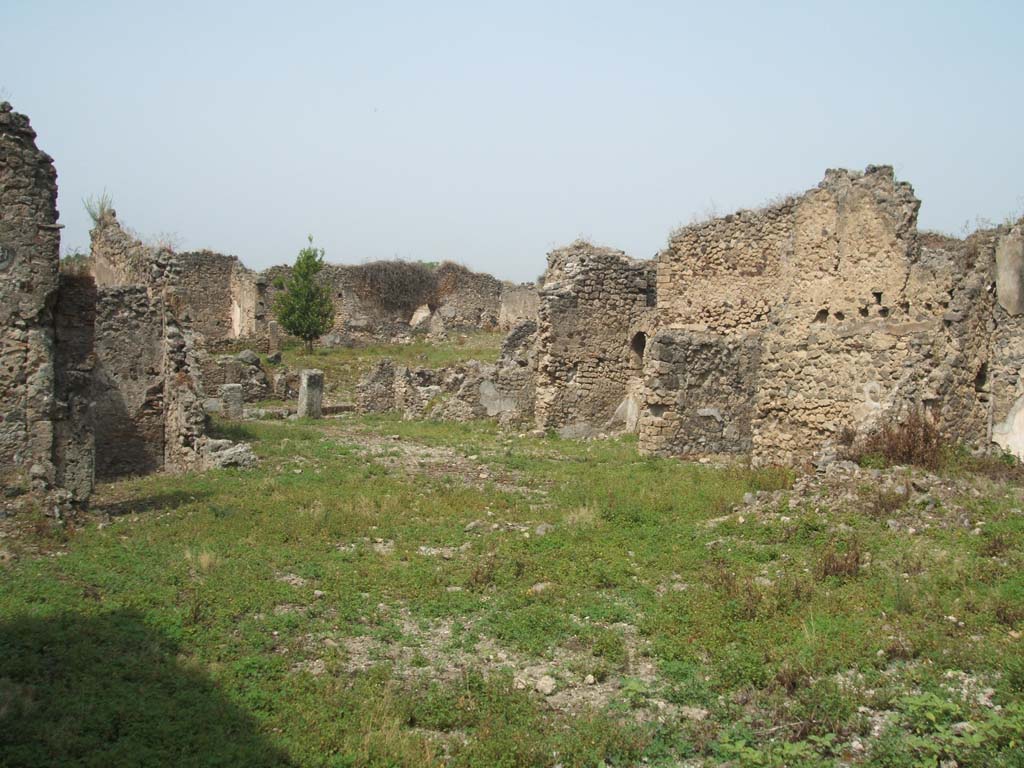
[638,166,1001,465]
[0,102,63,493]
[748,167,961,465]
[161,288,211,473]
[986,223,1024,455]
[534,241,655,434]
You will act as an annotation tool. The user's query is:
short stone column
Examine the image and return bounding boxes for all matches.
[267,320,281,354]
[297,369,324,419]
[219,383,244,420]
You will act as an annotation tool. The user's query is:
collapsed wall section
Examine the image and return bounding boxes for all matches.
[534,241,655,434]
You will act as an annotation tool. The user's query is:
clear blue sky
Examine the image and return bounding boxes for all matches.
[4,1,1022,282]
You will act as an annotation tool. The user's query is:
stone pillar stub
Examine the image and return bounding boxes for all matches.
[268,320,281,353]
[298,369,324,419]
[220,383,244,419]
[996,231,1024,315]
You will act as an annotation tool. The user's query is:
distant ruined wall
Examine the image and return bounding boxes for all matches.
[0,102,64,493]
[434,262,503,330]
[534,241,655,434]
[173,251,236,343]
[92,219,268,347]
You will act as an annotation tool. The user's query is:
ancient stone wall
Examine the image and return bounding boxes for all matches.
[499,284,540,330]
[656,202,794,332]
[434,262,503,330]
[985,222,1024,455]
[92,286,166,479]
[0,102,63,494]
[355,323,537,426]
[534,241,655,435]
[92,219,269,347]
[638,331,761,456]
[1,104,253,504]
[53,274,97,501]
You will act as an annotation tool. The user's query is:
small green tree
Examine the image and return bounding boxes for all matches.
[273,236,334,351]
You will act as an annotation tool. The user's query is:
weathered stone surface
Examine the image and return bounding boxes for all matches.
[0,102,62,496]
[525,166,1024,465]
[534,241,655,434]
[297,370,324,419]
[996,230,1024,315]
[220,384,244,420]
[204,438,258,469]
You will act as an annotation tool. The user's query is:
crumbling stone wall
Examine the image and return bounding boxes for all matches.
[638,331,760,456]
[92,287,166,478]
[2,104,252,504]
[92,218,269,347]
[527,167,1022,466]
[0,102,64,494]
[433,262,503,330]
[355,322,537,426]
[53,274,97,501]
[534,241,655,435]
[983,223,1024,455]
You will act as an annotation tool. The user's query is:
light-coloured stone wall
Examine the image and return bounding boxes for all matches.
[499,284,539,330]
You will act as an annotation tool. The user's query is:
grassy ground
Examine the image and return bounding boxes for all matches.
[2,414,1023,767]
[267,331,505,403]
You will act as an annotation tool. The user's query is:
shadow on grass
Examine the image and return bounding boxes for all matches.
[206,418,263,443]
[0,610,293,767]
[95,489,213,518]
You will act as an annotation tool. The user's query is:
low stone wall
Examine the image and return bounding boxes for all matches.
[356,326,536,426]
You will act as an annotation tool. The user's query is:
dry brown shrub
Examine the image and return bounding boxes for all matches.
[847,410,944,470]
[815,538,863,580]
[349,261,438,313]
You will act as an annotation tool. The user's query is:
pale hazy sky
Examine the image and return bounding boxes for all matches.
[4,1,1022,282]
